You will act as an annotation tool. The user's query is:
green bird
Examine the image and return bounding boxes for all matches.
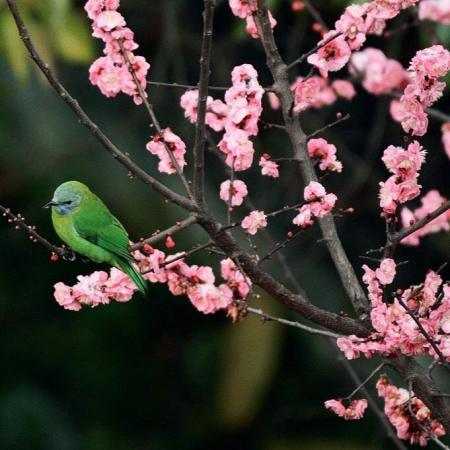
[45,181,147,294]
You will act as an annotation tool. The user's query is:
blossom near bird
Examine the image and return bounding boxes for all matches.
[45,181,147,294]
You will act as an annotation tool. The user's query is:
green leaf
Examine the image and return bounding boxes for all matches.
[0,12,29,81]
[53,12,94,64]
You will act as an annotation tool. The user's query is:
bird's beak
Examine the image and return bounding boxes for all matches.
[43,200,57,209]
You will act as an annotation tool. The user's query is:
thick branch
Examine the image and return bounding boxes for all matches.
[193,0,216,205]
[198,214,369,337]
[5,0,197,213]
[255,3,369,319]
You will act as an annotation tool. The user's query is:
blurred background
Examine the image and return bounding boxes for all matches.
[1,0,449,449]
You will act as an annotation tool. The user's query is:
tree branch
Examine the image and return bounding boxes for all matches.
[254,3,369,320]
[131,215,198,251]
[4,0,197,213]
[193,0,216,206]
[0,204,74,260]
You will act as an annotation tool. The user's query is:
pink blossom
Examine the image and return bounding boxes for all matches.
[307,32,352,78]
[187,283,233,314]
[245,11,277,39]
[324,399,368,420]
[375,258,396,285]
[221,258,251,299]
[419,0,450,24]
[54,282,82,311]
[241,210,267,235]
[307,138,343,172]
[228,0,257,19]
[335,5,367,50]
[351,48,407,95]
[331,79,356,100]
[146,128,187,174]
[218,130,255,171]
[259,154,279,178]
[85,0,120,20]
[291,76,337,112]
[304,181,326,201]
[267,92,281,110]
[219,179,248,206]
[441,122,450,158]
[95,10,126,31]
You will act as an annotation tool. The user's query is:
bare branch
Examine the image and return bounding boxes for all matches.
[4,0,197,213]
[307,113,351,139]
[193,0,216,205]
[148,80,227,91]
[244,304,342,339]
[0,204,74,261]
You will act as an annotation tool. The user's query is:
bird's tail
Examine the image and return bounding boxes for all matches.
[116,259,148,296]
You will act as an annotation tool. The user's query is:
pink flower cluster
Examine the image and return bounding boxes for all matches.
[293,181,337,228]
[379,141,426,216]
[146,128,187,174]
[54,267,136,311]
[291,76,356,113]
[441,122,450,158]
[241,210,267,235]
[377,376,445,446]
[351,48,407,95]
[337,258,450,363]
[401,190,450,246]
[307,138,343,172]
[393,45,450,136]
[85,0,150,104]
[307,1,419,77]
[181,64,264,179]
[180,90,228,132]
[419,0,450,24]
[259,154,280,178]
[134,248,251,314]
[324,398,368,420]
[228,0,277,39]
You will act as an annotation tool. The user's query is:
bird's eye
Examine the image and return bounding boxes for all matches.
[62,201,72,206]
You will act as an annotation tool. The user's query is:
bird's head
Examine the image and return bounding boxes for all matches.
[44,181,90,215]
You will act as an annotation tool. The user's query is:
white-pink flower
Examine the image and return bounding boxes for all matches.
[219,179,248,207]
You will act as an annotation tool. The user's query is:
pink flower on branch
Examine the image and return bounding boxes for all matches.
[241,210,267,235]
[259,154,279,178]
[324,398,368,420]
[219,180,248,207]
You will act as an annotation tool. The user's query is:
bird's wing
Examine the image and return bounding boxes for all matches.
[73,204,133,262]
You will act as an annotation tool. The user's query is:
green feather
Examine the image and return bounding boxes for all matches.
[50,181,147,295]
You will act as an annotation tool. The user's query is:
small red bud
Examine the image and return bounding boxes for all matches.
[50,252,59,262]
[165,235,176,249]
[291,0,305,12]
[287,231,293,238]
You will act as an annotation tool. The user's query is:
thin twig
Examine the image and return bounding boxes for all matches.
[119,41,195,201]
[131,215,198,251]
[307,113,351,138]
[287,31,343,70]
[343,363,385,400]
[245,305,342,338]
[0,204,74,260]
[5,0,197,213]
[390,201,450,245]
[193,0,216,205]
[302,0,329,32]
[148,80,228,91]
